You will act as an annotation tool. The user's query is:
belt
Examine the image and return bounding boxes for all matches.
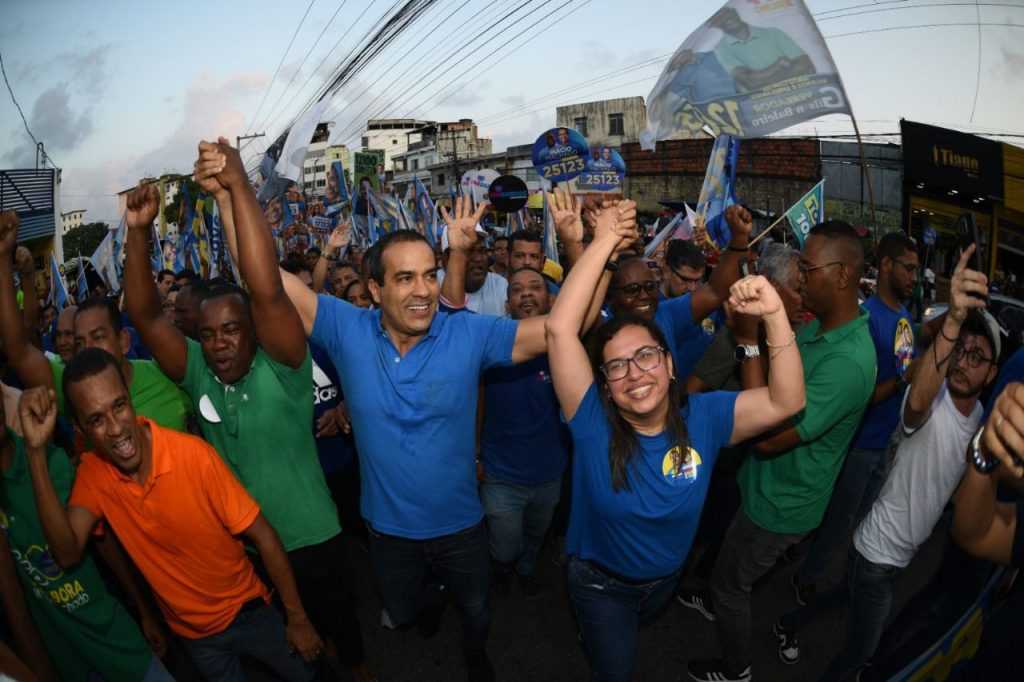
[584,559,676,586]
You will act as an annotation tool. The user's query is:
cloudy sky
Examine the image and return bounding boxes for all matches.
[2,0,1022,225]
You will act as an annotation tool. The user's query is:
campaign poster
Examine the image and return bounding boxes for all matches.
[532,127,589,183]
[577,146,626,192]
[354,150,385,192]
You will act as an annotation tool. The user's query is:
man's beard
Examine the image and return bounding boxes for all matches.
[947,368,984,399]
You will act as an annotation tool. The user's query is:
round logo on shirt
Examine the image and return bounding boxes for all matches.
[701,317,716,335]
[894,318,914,376]
[662,446,702,483]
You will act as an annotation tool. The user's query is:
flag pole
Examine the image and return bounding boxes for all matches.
[849,112,878,248]
[749,213,787,247]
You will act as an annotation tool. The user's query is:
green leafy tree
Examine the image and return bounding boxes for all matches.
[62,222,109,259]
[162,177,202,227]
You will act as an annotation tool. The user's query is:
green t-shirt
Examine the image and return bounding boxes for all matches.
[51,357,191,432]
[0,432,152,681]
[181,339,340,551]
[714,25,807,75]
[739,311,877,534]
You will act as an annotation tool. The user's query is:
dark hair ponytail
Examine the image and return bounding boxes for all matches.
[585,316,690,492]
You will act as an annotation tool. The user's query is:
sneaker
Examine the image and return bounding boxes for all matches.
[518,573,544,599]
[687,659,751,682]
[790,573,815,607]
[772,621,800,665]
[676,589,716,622]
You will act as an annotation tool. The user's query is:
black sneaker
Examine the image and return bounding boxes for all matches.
[772,621,800,665]
[518,573,544,599]
[687,659,751,682]
[676,589,716,622]
[790,573,815,607]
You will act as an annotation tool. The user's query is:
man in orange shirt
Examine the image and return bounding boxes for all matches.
[19,347,323,681]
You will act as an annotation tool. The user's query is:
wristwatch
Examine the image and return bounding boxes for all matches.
[734,344,761,362]
[969,426,997,474]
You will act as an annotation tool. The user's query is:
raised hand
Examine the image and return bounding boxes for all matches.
[439,195,487,252]
[327,220,351,253]
[125,183,160,233]
[728,275,782,318]
[724,302,760,346]
[983,383,1024,477]
[14,246,34,275]
[949,244,988,323]
[0,210,19,257]
[724,205,754,242]
[548,188,583,244]
[18,386,57,450]
[195,137,248,193]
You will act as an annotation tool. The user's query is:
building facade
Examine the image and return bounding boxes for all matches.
[360,118,435,171]
[555,97,647,146]
[60,209,86,235]
[392,120,494,193]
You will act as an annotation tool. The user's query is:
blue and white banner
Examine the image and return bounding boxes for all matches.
[696,134,740,249]
[542,190,559,266]
[784,179,825,247]
[414,177,437,247]
[644,213,684,257]
[641,0,851,148]
[76,254,90,304]
[578,146,626,192]
[325,159,350,215]
[275,100,329,182]
[49,253,70,311]
[532,127,589,183]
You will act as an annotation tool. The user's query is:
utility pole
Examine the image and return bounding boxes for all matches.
[237,132,266,151]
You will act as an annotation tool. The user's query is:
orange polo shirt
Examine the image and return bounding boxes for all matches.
[69,418,270,639]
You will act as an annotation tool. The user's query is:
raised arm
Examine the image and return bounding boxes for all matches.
[0,212,53,391]
[15,247,41,346]
[122,184,188,382]
[551,187,585,269]
[196,139,306,367]
[905,246,987,430]
[312,223,350,293]
[439,196,488,308]
[691,205,753,322]
[727,276,805,444]
[19,387,97,568]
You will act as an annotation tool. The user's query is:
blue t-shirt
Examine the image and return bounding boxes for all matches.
[653,293,708,382]
[986,347,1024,417]
[481,356,570,486]
[566,384,737,580]
[854,296,915,450]
[310,342,356,475]
[311,296,518,539]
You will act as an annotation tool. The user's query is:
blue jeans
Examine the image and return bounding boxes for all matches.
[820,548,899,681]
[480,476,561,577]
[367,521,491,657]
[183,601,317,682]
[567,556,681,682]
[143,656,175,682]
[799,446,888,587]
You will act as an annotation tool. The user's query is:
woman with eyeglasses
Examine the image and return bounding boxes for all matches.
[544,221,806,682]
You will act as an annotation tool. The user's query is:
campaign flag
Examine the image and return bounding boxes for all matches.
[207,200,225,278]
[395,194,415,233]
[49,254,70,311]
[75,254,90,304]
[366,187,399,234]
[90,228,119,291]
[150,220,164,272]
[641,0,852,148]
[111,216,127,281]
[696,134,740,249]
[175,185,196,274]
[275,100,329,182]
[542,191,559,266]
[784,179,825,247]
[414,177,437,247]
[644,213,684,257]
[672,204,699,241]
[324,160,351,215]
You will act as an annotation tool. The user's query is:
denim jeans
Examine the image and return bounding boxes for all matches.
[367,521,491,657]
[567,556,681,682]
[711,509,806,672]
[182,601,317,682]
[799,446,889,587]
[480,476,561,577]
[819,548,899,681]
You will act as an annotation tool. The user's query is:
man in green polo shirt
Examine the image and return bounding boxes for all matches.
[0,368,173,680]
[689,221,876,682]
[122,144,372,680]
[0,214,191,440]
[709,7,815,94]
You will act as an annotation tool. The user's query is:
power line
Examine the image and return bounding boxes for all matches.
[824,21,1023,38]
[815,1,1024,21]
[0,50,58,169]
[246,0,318,134]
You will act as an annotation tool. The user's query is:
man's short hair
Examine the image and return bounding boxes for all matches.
[366,230,431,286]
[665,240,706,272]
[76,295,123,332]
[758,243,799,284]
[493,236,509,246]
[509,230,542,252]
[200,281,252,312]
[808,220,865,278]
[176,269,199,283]
[63,347,128,422]
[280,255,311,276]
[157,269,175,281]
[876,232,917,266]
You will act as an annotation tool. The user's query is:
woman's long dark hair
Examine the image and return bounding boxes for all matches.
[585,315,690,492]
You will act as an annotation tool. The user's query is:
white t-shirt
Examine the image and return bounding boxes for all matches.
[853,383,981,568]
[437,269,508,317]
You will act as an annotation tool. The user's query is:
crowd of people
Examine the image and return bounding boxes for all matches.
[0,137,1023,682]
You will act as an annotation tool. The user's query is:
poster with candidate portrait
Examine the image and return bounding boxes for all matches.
[532,127,589,183]
[641,0,851,147]
[577,146,626,192]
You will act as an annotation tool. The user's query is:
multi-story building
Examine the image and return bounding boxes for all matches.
[60,209,86,235]
[555,96,647,147]
[392,119,493,194]
[360,118,435,171]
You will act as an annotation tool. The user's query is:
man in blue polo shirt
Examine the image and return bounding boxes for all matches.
[278,194,635,681]
[792,232,919,605]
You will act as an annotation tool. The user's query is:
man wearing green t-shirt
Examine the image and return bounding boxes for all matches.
[0,216,191,440]
[0,371,173,680]
[123,144,371,680]
[690,222,876,682]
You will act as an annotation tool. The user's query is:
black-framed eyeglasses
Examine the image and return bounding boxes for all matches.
[670,267,703,285]
[797,260,844,278]
[952,342,993,369]
[892,259,919,275]
[600,345,665,382]
[613,280,659,297]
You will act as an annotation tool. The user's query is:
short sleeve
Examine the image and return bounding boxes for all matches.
[311,294,361,362]
[197,443,261,536]
[659,293,700,342]
[769,28,806,60]
[689,391,738,460]
[796,353,872,443]
[263,347,313,402]
[68,456,106,521]
[692,328,738,389]
[1013,502,1024,568]
[567,383,605,437]
[461,314,518,371]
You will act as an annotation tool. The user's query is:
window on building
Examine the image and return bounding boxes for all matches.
[412,159,419,170]
[573,116,588,137]
[608,113,625,136]
[392,139,398,145]
[361,136,369,148]
[525,168,539,181]
[316,179,327,188]
[437,173,445,187]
